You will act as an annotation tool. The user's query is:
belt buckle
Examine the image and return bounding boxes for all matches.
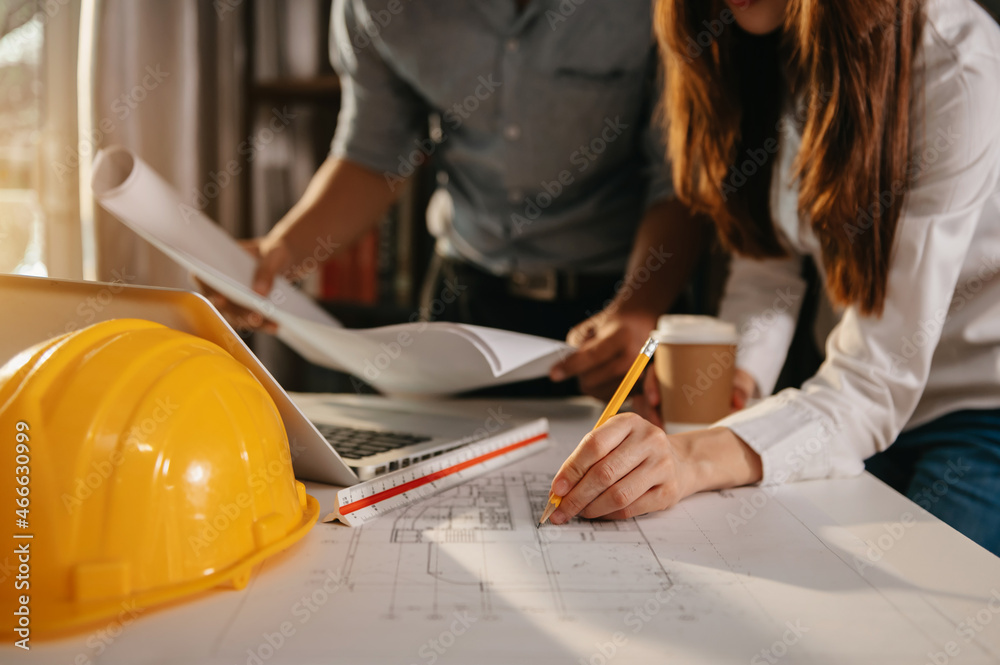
[508,268,559,301]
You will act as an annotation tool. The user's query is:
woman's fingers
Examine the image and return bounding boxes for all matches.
[552,434,648,523]
[643,367,660,408]
[598,481,679,521]
[549,413,671,524]
[731,368,757,411]
[632,369,663,427]
[579,458,670,518]
[732,387,747,411]
[550,414,638,497]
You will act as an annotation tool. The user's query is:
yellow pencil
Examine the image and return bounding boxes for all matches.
[538,336,659,526]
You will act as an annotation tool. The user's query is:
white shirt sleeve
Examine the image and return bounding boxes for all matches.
[717,255,807,397]
[715,23,1000,485]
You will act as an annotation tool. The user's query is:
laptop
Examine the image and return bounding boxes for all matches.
[0,274,515,486]
[289,393,512,481]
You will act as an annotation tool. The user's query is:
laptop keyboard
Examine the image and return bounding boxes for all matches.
[316,424,433,461]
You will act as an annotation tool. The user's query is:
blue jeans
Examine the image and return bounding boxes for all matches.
[865,408,1000,557]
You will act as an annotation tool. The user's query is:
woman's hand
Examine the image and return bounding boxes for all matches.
[631,365,758,428]
[547,414,764,524]
[548,413,691,522]
[632,367,663,427]
[731,368,758,411]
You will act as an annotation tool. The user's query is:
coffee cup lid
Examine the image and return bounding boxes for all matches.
[652,315,738,345]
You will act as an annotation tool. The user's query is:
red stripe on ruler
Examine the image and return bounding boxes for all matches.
[339,433,548,516]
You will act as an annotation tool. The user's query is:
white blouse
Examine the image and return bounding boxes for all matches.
[715,0,1000,484]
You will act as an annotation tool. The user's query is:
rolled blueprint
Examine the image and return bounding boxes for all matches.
[91,146,571,395]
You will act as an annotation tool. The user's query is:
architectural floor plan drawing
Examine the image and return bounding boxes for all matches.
[217,465,996,664]
[35,458,1000,665]
[334,472,674,622]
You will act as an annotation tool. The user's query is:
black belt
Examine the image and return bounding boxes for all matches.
[441,256,619,303]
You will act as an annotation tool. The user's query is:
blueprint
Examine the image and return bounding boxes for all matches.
[335,473,673,621]
[209,469,999,665]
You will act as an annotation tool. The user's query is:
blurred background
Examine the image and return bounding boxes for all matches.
[1,0,998,388]
[0,0,439,389]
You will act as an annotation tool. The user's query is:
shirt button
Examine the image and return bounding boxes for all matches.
[506,38,519,53]
[504,124,521,141]
[508,189,523,204]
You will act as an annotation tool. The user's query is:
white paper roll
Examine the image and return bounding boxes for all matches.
[91,146,571,395]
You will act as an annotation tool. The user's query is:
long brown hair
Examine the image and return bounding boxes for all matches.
[656,0,924,315]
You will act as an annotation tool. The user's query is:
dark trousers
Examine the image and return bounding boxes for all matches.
[423,256,621,397]
[866,408,1000,556]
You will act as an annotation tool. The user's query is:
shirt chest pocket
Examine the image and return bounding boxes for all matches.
[510,64,648,187]
[539,0,654,76]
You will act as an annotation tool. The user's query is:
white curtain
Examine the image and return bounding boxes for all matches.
[84,0,245,287]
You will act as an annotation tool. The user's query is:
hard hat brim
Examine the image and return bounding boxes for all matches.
[39,493,320,638]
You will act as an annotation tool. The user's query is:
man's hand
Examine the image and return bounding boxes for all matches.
[549,308,659,400]
[548,199,709,400]
[547,414,763,524]
[197,236,294,333]
[196,157,405,332]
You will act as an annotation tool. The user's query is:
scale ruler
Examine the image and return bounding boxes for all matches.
[323,418,550,527]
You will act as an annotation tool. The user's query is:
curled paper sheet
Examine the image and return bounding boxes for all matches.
[91,146,572,395]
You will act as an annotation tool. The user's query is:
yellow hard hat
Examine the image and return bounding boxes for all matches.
[0,318,319,638]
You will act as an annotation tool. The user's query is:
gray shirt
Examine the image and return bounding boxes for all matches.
[330,0,672,275]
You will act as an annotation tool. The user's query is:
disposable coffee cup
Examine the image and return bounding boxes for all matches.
[651,315,738,434]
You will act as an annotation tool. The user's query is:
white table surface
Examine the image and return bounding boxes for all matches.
[11,396,1000,664]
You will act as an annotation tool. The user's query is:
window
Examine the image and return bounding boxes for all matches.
[0,10,46,276]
